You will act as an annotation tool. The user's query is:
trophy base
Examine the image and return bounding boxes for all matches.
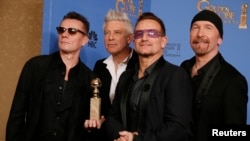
[90,97,101,120]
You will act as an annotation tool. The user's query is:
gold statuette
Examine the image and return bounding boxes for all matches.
[239,3,248,29]
[90,78,102,120]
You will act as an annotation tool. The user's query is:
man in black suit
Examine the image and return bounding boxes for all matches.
[84,10,138,140]
[181,10,248,141]
[105,12,193,141]
[93,10,138,117]
[6,11,95,141]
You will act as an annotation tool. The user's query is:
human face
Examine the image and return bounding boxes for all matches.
[104,21,132,55]
[58,19,88,54]
[133,19,167,58]
[190,21,222,57]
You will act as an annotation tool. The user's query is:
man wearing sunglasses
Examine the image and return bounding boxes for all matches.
[6,11,96,141]
[105,12,193,141]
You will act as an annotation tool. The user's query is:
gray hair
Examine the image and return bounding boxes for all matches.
[103,9,133,34]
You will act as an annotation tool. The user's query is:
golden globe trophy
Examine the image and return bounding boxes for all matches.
[90,78,102,120]
[239,3,248,29]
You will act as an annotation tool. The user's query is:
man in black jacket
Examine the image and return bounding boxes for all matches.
[105,12,193,141]
[84,9,138,129]
[6,11,95,141]
[181,10,248,141]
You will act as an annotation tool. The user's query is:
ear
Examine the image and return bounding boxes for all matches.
[161,36,168,49]
[217,37,223,46]
[82,36,89,46]
[127,34,133,44]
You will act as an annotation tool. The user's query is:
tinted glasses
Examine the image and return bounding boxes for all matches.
[56,26,87,36]
[134,29,163,40]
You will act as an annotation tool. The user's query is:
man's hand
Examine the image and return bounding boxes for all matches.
[84,115,105,129]
[114,131,138,141]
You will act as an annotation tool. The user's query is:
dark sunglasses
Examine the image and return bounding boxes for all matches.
[56,26,87,36]
[134,29,163,39]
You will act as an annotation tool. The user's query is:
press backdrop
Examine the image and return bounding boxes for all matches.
[42,0,250,123]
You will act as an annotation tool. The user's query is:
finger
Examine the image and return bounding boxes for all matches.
[119,136,127,141]
[84,120,89,128]
[92,120,97,127]
[88,120,93,127]
[119,131,128,136]
[96,120,101,129]
[100,115,106,122]
[133,132,138,135]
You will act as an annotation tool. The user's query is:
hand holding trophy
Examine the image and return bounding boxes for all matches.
[90,78,102,120]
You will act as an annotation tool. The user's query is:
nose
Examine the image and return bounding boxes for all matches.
[142,32,149,40]
[108,33,114,40]
[197,28,204,37]
[61,30,70,37]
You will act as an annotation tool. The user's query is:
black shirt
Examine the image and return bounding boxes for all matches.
[37,54,80,141]
[181,53,221,123]
[182,54,220,96]
[127,60,158,132]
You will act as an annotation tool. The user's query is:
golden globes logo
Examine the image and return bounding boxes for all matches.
[197,0,248,29]
[115,0,144,17]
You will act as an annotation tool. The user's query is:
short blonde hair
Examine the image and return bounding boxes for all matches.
[103,9,133,34]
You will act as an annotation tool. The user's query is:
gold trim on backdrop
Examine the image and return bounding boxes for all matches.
[115,0,143,17]
[196,0,248,29]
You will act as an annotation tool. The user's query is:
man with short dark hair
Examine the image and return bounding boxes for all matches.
[6,11,95,141]
[105,12,193,141]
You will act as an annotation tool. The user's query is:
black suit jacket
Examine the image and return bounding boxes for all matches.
[181,53,248,141]
[6,52,95,141]
[93,50,138,116]
[105,57,193,141]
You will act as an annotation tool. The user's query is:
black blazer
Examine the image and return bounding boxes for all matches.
[93,50,138,116]
[105,57,193,141]
[181,53,248,141]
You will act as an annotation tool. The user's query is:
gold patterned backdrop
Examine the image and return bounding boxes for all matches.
[0,0,43,140]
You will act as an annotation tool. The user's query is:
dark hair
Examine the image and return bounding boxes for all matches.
[135,12,166,35]
[62,11,90,33]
